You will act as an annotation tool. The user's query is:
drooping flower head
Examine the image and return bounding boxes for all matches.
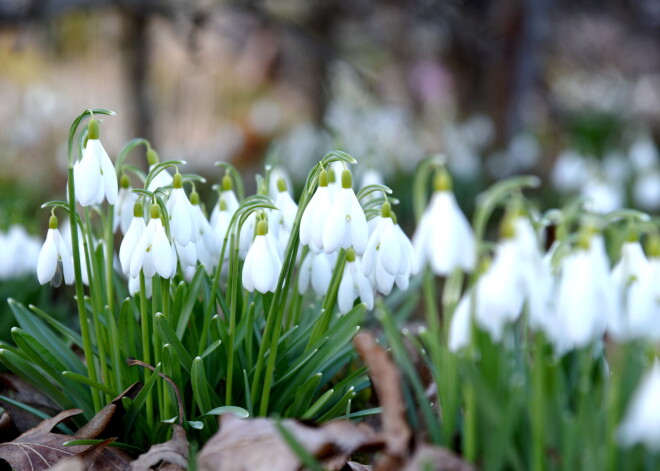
[322,168,368,255]
[129,203,177,279]
[618,360,660,451]
[114,174,138,234]
[167,172,196,247]
[119,201,146,276]
[73,118,118,206]
[337,247,374,314]
[413,169,475,275]
[242,217,282,293]
[300,168,332,253]
[146,148,174,193]
[37,214,74,286]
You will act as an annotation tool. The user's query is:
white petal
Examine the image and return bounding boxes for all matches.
[337,264,356,314]
[120,218,145,275]
[348,192,368,254]
[311,252,332,295]
[93,140,118,204]
[75,148,101,206]
[380,222,401,275]
[37,230,58,284]
[449,294,471,352]
[152,222,175,278]
[250,236,277,293]
[298,253,313,294]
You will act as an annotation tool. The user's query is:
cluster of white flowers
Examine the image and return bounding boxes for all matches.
[0,225,42,280]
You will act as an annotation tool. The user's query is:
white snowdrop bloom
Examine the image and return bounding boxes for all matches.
[210,174,240,228]
[114,177,138,234]
[268,167,293,200]
[551,149,590,193]
[239,212,257,259]
[448,291,472,352]
[0,225,41,279]
[413,170,475,275]
[73,119,118,206]
[553,232,611,352]
[37,215,74,286]
[327,161,344,198]
[129,204,177,279]
[581,177,623,214]
[128,275,152,299]
[362,203,417,295]
[338,248,374,314]
[323,169,368,255]
[298,250,336,295]
[274,179,298,233]
[360,168,384,190]
[633,171,660,211]
[626,239,660,340]
[190,193,220,270]
[242,219,282,293]
[618,360,660,450]
[629,136,659,172]
[211,198,233,244]
[58,219,91,286]
[119,202,146,276]
[608,240,650,340]
[300,169,333,252]
[175,241,197,269]
[166,173,196,247]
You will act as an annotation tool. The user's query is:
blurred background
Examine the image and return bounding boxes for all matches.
[1,0,660,284]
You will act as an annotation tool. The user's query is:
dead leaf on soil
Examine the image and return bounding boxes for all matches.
[402,444,475,471]
[0,374,59,433]
[130,424,188,471]
[0,408,88,470]
[354,332,411,471]
[75,382,143,440]
[197,414,379,471]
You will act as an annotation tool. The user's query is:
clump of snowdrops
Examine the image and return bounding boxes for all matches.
[3,109,660,471]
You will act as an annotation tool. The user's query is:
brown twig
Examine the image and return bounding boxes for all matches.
[126,358,185,425]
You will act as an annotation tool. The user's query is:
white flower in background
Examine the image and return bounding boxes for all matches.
[608,240,650,340]
[338,248,374,314]
[129,204,176,279]
[119,202,146,276]
[582,176,623,214]
[618,360,660,450]
[551,149,590,193]
[270,178,299,257]
[37,214,74,286]
[239,212,257,259]
[145,148,174,192]
[242,218,282,293]
[553,230,611,352]
[413,170,475,275]
[166,173,196,247]
[633,171,660,211]
[268,167,293,201]
[190,191,220,271]
[58,219,91,286]
[448,290,472,352]
[629,135,659,172]
[626,238,660,340]
[298,250,336,295]
[128,275,152,298]
[0,225,41,280]
[73,119,118,206]
[362,202,417,295]
[300,168,333,252]
[114,175,138,234]
[211,174,240,227]
[323,168,368,255]
[360,168,384,191]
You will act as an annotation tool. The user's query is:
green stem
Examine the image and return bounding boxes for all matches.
[139,272,154,428]
[532,333,545,471]
[464,382,477,462]
[104,208,115,314]
[67,169,101,412]
[225,237,241,405]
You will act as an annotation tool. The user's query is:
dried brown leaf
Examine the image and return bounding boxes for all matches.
[402,444,475,471]
[75,382,143,440]
[0,374,59,433]
[198,414,378,471]
[130,424,188,471]
[354,332,411,471]
[346,462,373,471]
[0,408,88,470]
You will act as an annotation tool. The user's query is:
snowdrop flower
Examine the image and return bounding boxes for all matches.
[114,175,138,234]
[413,170,475,275]
[211,198,232,248]
[298,250,336,295]
[119,202,146,276]
[626,237,660,340]
[553,229,611,352]
[327,161,344,197]
[37,214,74,286]
[300,169,333,252]
[268,167,293,201]
[338,248,374,314]
[273,179,298,233]
[618,360,660,450]
[166,173,196,247]
[242,218,282,293]
[211,173,240,227]
[129,204,177,279]
[73,119,118,206]
[608,239,650,340]
[0,225,41,279]
[239,212,257,259]
[323,169,368,255]
[448,290,472,352]
[362,202,417,295]
[128,275,152,298]
[190,190,220,271]
[146,148,174,192]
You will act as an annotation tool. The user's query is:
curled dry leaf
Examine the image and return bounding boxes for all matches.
[197,414,379,471]
[130,424,188,471]
[354,332,411,471]
[0,408,88,470]
[75,382,143,440]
